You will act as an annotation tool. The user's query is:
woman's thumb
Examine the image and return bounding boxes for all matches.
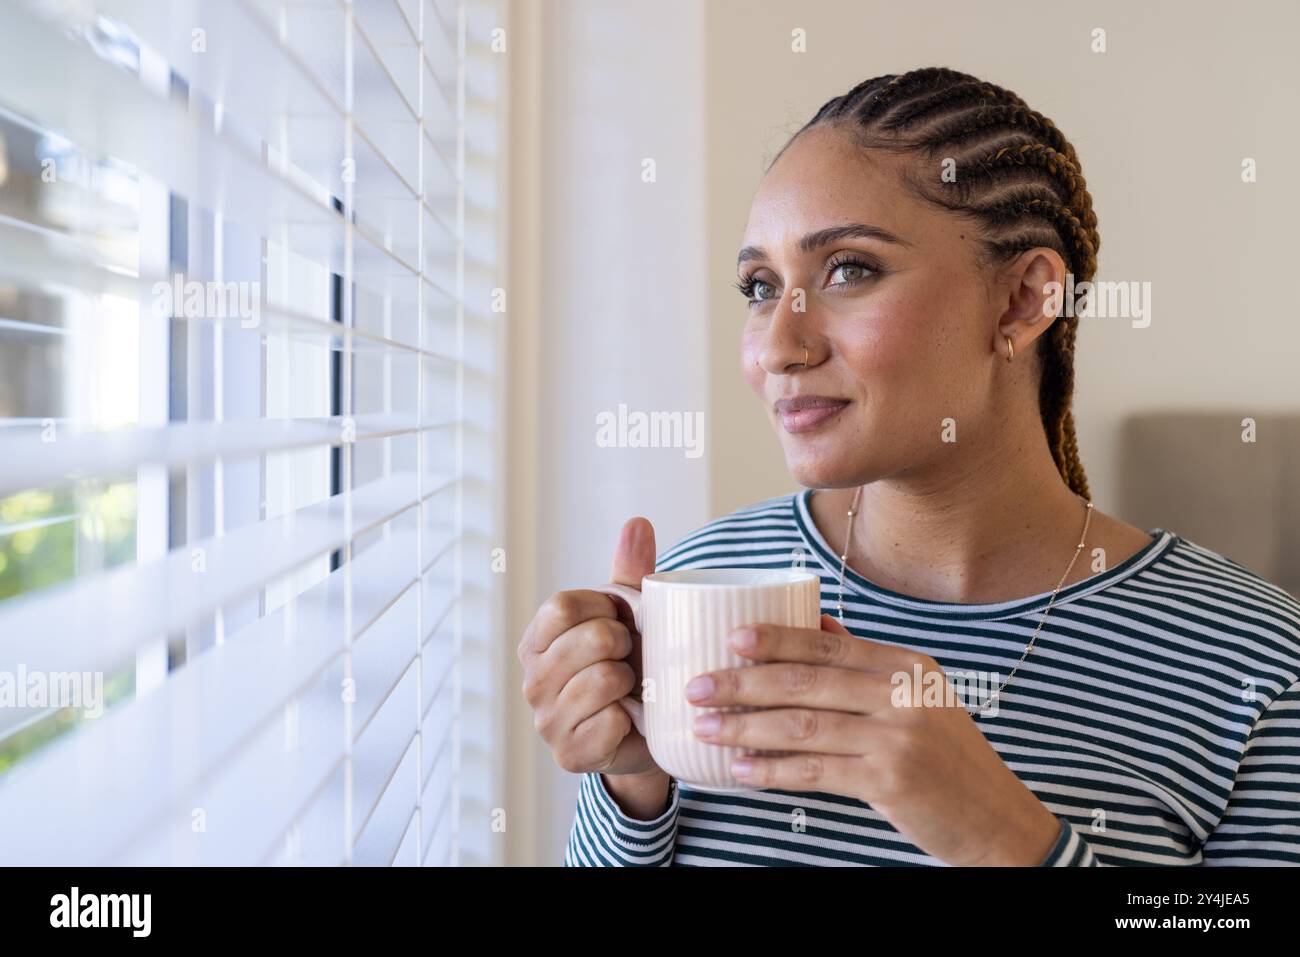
[610,517,657,587]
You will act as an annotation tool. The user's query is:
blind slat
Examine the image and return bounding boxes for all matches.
[0,528,423,864]
[0,414,457,497]
[351,588,420,741]
[0,217,465,357]
[0,6,458,287]
[352,666,420,844]
[0,473,449,675]
[353,743,419,866]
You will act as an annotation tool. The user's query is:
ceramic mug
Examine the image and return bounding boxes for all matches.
[594,568,822,792]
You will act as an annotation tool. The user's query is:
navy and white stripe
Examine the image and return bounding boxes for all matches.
[565,490,1300,866]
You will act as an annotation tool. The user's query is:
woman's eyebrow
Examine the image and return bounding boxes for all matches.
[736,223,911,268]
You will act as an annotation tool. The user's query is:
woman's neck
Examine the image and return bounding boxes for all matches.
[810,433,1147,605]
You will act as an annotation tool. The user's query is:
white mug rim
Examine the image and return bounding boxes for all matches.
[642,568,820,589]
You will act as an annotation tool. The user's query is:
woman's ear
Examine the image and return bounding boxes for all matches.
[994,247,1068,354]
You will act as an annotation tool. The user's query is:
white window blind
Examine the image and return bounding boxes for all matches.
[0,0,506,865]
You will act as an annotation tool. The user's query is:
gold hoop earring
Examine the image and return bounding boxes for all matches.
[1005,335,1015,362]
[802,344,809,367]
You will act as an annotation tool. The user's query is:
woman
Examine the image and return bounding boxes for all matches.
[518,67,1300,866]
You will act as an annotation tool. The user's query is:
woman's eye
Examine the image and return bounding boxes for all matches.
[829,261,873,285]
[736,259,874,307]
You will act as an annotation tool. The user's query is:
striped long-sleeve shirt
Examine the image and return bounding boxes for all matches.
[564,490,1300,866]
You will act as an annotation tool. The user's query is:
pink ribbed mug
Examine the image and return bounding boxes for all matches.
[594,568,822,793]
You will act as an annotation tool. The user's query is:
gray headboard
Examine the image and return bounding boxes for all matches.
[1117,412,1300,600]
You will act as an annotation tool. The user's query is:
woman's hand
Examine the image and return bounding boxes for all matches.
[518,518,664,780]
[686,614,1062,866]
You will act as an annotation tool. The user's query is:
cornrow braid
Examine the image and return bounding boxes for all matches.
[916,103,1082,173]
[976,143,1098,236]
[850,68,978,125]
[880,81,1002,133]
[806,75,895,126]
[978,195,1097,279]
[789,67,1097,500]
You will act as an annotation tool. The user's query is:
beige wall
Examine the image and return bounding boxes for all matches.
[505,0,710,866]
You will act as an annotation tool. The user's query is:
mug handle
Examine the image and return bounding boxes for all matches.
[590,582,648,739]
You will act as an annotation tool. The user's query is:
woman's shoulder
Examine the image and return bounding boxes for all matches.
[1146,529,1300,681]
[1157,530,1300,614]
[655,491,804,573]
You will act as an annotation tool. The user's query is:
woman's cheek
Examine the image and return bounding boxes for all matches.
[836,322,902,381]
[867,293,947,375]
[739,335,765,396]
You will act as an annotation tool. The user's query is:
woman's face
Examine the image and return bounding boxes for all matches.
[738,124,1037,490]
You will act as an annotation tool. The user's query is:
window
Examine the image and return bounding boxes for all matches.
[0,0,506,866]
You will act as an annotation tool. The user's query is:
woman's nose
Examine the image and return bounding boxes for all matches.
[755,292,820,373]
[755,339,812,374]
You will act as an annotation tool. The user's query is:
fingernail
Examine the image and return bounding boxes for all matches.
[694,712,721,736]
[729,628,757,651]
[731,759,752,778]
[685,675,714,701]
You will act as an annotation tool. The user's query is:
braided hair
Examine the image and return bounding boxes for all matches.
[786,68,1095,499]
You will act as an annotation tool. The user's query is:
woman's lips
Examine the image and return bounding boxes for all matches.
[775,397,850,433]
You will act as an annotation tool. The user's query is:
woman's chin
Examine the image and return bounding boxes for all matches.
[786,457,868,490]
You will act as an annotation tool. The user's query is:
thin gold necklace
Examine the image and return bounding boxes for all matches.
[833,486,1094,718]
